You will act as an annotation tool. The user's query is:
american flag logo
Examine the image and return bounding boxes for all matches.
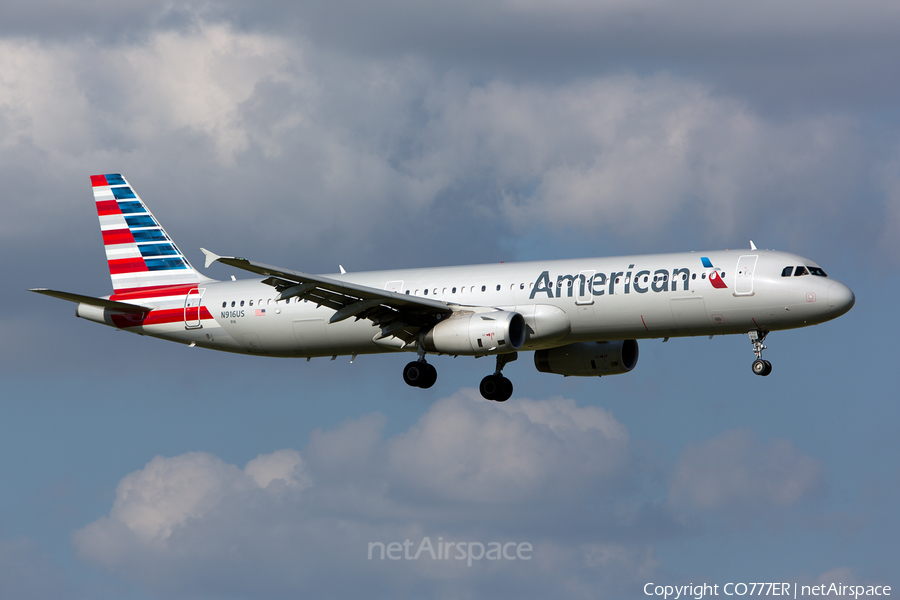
[255,309,266,316]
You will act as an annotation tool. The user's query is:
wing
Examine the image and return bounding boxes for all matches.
[201,249,453,345]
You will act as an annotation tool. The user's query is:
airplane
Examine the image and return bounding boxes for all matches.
[31,174,855,402]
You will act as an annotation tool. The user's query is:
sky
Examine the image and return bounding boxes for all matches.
[1,1,898,598]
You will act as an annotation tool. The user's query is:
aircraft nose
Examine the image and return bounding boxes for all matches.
[826,281,855,316]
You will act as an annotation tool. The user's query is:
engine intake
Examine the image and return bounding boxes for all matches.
[534,340,639,377]
[423,310,526,355]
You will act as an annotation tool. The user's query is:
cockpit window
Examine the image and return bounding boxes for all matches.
[794,266,809,276]
[808,266,828,277]
[781,266,793,277]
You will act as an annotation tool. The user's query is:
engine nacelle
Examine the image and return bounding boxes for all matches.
[534,340,639,377]
[422,310,526,355]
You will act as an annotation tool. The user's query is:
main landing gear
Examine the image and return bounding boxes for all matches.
[479,353,517,402]
[403,359,437,388]
[749,330,773,376]
[401,351,517,401]
[403,344,437,388]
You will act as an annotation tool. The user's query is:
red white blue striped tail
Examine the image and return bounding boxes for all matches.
[91,174,206,296]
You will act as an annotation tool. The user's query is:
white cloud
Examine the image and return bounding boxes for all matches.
[0,23,883,259]
[386,395,630,504]
[72,392,841,599]
[72,391,651,598]
[245,448,310,490]
[407,76,863,246]
[0,25,296,161]
[110,451,255,541]
[668,428,825,523]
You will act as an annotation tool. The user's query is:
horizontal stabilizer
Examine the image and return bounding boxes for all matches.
[29,289,151,313]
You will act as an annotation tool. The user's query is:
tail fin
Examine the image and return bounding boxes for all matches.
[91,174,208,296]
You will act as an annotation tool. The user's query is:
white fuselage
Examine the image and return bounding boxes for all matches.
[105,249,854,358]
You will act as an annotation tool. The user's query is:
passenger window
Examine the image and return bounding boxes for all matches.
[781,266,793,277]
[240,300,244,307]
[231,301,235,307]
[794,266,809,276]
[520,283,524,290]
[222,302,226,308]
[424,289,428,295]
[249,300,253,306]
[452,287,456,293]
[481,285,486,292]
[496,284,501,291]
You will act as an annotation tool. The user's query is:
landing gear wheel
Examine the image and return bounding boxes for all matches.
[480,375,500,400]
[420,363,437,388]
[480,375,513,401]
[404,361,437,388]
[496,377,513,402]
[751,359,772,376]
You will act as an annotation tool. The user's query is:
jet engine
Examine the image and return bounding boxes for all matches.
[422,310,526,355]
[534,340,639,377]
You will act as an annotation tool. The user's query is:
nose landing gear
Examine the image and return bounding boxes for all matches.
[480,353,517,402]
[749,330,772,376]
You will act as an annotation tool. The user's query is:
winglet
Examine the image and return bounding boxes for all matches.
[200,248,220,269]
[750,240,757,251]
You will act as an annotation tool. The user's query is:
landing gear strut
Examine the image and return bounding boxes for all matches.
[403,345,437,389]
[480,353,517,402]
[749,330,772,376]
